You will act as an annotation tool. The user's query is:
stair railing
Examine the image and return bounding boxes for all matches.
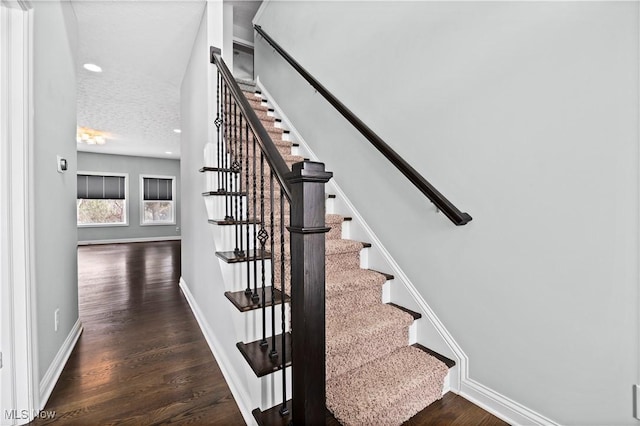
[254,25,472,226]
[210,47,331,424]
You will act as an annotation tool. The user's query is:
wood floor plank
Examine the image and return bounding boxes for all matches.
[30,241,244,425]
[403,392,510,425]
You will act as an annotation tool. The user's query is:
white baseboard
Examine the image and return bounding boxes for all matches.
[460,378,559,425]
[77,236,181,246]
[178,277,256,426]
[39,319,83,410]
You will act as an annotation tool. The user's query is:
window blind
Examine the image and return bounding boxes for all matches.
[143,177,172,201]
[77,174,125,199]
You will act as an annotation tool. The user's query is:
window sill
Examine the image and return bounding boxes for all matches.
[78,223,129,228]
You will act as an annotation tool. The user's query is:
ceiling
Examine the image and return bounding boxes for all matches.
[74,0,261,160]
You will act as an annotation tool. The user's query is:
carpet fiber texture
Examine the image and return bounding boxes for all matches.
[239,89,449,425]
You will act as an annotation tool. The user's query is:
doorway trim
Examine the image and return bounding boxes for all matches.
[0,1,38,425]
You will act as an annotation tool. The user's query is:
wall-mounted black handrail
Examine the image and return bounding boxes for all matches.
[254,25,472,226]
[210,48,292,202]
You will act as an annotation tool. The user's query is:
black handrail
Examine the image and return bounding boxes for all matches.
[210,47,292,202]
[254,25,472,226]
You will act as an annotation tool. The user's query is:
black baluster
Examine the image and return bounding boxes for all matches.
[237,114,245,257]
[279,193,289,417]
[244,124,251,296]
[251,136,259,303]
[223,83,232,221]
[232,100,241,255]
[258,153,268,347]
[269,170,277,359]
[215,71,223,192]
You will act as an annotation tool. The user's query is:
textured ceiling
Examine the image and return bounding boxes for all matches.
[73,0,206,159]
[73,0,261,160]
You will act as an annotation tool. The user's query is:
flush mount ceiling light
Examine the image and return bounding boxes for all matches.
[165,151,173,155]
[173,129,181,134]
[77,127,108,145]
[83,63,102,73]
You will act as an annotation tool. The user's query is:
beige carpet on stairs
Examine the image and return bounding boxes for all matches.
[238,88,449,426]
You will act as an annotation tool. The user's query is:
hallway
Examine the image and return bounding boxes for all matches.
[32,241,244,425]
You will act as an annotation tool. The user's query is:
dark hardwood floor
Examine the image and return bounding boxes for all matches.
[404,392,509,425]
[31,240,508,426]
[31,241,244,425]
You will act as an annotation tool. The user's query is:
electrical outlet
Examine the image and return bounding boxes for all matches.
[176,226,180,232]
[54,308,60,332]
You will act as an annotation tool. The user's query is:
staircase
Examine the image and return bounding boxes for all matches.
[202,54,458,425]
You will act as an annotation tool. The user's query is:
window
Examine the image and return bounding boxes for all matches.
[77,172,128,226]
[140,175,175,225]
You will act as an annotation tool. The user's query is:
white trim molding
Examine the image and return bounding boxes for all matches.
[0,3,37,425]
[255,78,558,426]
[178,277,256,426]
[38,320,82,411]
[460,378,559,426]
[77,236,181,246]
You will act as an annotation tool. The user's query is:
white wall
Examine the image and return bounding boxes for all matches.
[32,0,79,384]
[180,4,254,421]
[77,152,181,243]
[255,2,639,424]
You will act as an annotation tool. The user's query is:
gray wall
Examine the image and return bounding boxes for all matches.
[33,0,79,382]
[77,152,181,243]
[255,2,639,424]
[180,3,252,406]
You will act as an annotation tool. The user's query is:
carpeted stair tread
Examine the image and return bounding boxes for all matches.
[283,154,304,164]
[326,285,383,319]
[325,213,346,225]
[326,346,449,426]
[225,103,268,114]
[227,134,291,148]
[326,303,414,343]
[274,239,365,260]
[242,90,260,98]
[326,239,367,256]
[326,304,414,380]
[325,269,388,319]
[326,268,388,297]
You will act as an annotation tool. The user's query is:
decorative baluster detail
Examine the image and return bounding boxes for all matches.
[251,136,259,303]
[258,153,268,347]
[279,192,289,417]
[269,170,277,359]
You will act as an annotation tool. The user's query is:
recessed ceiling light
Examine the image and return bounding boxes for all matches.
[173,129,181,134]
[165,151,173,155]
[83,63,102,73]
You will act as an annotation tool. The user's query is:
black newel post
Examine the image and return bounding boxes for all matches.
[286,161,332,425]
